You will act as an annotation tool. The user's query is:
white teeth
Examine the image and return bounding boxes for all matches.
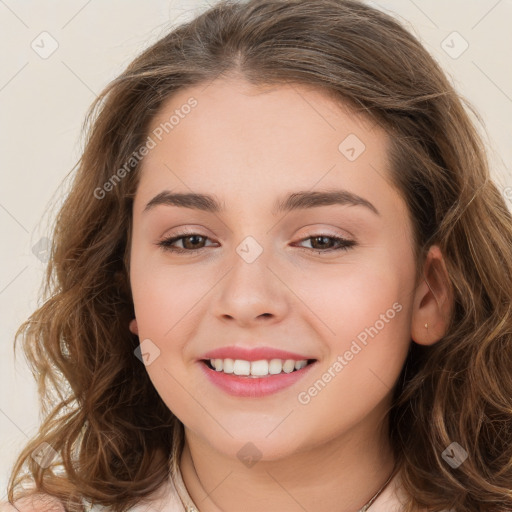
[233,359,251,376]
[282,360,295,373]
[268,359,283,375]
[250,360,269,376]
[208,358,311,376]
[223,358,234,373]
[295,360,308,370]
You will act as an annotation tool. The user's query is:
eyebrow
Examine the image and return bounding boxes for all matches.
[143,189,380,216]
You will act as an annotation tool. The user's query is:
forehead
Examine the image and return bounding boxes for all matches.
[144,76,382,151]
[134,76,398,216]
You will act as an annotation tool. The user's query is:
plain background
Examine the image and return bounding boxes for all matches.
[1,0,511,500]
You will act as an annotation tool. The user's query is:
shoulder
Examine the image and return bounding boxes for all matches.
[0,494,66,512]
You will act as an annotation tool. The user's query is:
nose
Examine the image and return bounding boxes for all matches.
[210,243,290,327]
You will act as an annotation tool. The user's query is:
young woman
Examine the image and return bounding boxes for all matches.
[3,0,512,511]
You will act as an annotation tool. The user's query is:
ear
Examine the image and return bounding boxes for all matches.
[411,245,453,346]
[129,318,139,336]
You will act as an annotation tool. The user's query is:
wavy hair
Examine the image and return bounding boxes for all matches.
[6,0,512,511]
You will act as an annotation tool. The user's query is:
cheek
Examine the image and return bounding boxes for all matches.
[295,256,408,345]
[129,258,201,424]
[296,258,412,400]
[293,279,410,442]
[130,253,209,340]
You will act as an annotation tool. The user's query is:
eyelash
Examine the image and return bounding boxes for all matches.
[156,231,357,255]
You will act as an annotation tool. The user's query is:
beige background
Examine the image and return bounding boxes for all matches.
[1,0,511,499]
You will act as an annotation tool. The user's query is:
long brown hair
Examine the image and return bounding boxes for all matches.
[6,1,512,511]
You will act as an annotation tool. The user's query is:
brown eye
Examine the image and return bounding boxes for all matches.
[156,232,356,256]
[295,235,356,254]
[157,233,215,253]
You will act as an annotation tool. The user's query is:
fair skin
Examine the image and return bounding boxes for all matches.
[127,76,452,512]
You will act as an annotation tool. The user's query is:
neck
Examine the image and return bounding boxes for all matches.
[179,407,396,512]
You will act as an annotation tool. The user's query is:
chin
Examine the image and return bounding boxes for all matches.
[197,426,311,464]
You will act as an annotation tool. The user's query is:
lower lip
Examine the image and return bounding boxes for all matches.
[199,360,317,398]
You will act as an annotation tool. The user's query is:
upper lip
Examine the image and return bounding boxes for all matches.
[199,346,316,362]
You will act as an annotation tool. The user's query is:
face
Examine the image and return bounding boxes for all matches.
[129,76,418,462]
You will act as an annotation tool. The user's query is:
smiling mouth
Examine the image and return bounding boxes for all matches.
[202,358,317,378]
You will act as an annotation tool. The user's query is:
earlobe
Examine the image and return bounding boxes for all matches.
[129,318,139,336]
[411,245,453,346]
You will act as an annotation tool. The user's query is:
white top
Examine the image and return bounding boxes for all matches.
[1,464,450,512]
[84,464,443,512]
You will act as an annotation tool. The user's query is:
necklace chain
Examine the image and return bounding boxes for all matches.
[181,463,397,512]
[357,464,396,511]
